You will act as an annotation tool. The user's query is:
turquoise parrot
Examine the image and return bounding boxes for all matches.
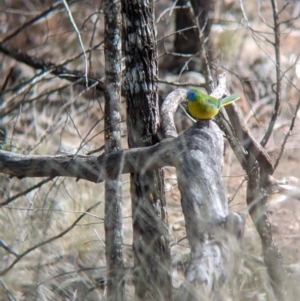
[187,88,240,119]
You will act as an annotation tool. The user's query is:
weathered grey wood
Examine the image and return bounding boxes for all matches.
[0,139,175,183]
[0,152,102,182]
[174,121,241,301]
[160,88,187,138]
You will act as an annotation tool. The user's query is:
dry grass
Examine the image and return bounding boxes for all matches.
[1,0,300,300]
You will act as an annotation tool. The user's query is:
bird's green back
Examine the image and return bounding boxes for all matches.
[187,87,240,119]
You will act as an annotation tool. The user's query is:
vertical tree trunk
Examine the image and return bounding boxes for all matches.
[104,1,125,300]
[163,0,214,73]
[174,0,199,55]
[247,167,288,301]
[122,1,172,300]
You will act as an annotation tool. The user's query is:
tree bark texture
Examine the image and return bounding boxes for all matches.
[103,1,125,301]
[122,1,172,300]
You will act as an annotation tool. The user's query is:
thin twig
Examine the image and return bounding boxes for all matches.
[0,1,69,44]
[0,67,14,92]
[62,0,88,87]
[156,4,188,23]
[274,96,300,170]
[0,201,101,276]
[0,42,104,95]
[0,280,18,301]
[158,78,205,88]
[0,240,19,257]
[157,25,197,43]
[162,51,196,58]
[260,0,281,147]
[0,177,54,206]
[0,82,76,118]
[5,206,104,220]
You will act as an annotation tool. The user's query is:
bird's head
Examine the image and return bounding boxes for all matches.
[187,88,199,102]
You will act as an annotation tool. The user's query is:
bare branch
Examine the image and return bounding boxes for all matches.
[160,88,187,138]
[224,103,274,174]
[267,176,300,202]
[274,96,300,170]
[0,151,102,182]
[0,177,53,206]
[0,42,104,94]
[0,1,70,44]
[0,137,176,182]
[0,201,101,276]
[158,78,206,88]
[62,0,88,87]
[0,239,19,257]
[156,25,197,44]
[275,184,300,202]
[260,0,281,147]
[156,5,189,23]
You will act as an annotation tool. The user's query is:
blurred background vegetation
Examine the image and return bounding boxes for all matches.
[1,0,300,300]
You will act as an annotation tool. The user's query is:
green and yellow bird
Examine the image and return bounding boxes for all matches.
[187,88,240,120]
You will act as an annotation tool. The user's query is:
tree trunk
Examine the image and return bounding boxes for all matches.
[163,0,214,73]
[174,121,241,301]
[122,0,172,300]
[160,85,244,301]
[247,167,289,301]
[104,1,125,300]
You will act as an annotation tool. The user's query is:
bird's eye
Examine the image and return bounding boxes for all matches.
[187,90,196,101]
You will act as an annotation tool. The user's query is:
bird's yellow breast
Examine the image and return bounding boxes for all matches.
[188,100,219,119]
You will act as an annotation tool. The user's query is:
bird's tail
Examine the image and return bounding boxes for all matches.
[220,94,240,107]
